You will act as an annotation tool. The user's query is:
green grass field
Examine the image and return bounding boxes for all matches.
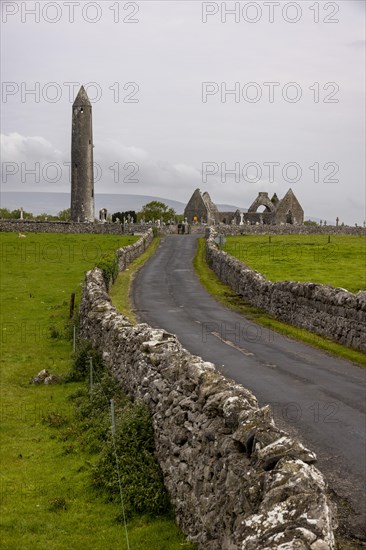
[0,232,194,549]
[194,238,366,367]
[222,234,366,293]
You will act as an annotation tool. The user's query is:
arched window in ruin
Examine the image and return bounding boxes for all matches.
[248,192,275,213]
[286,209,293,224]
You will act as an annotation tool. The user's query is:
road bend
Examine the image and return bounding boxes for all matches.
[132,234,366,539]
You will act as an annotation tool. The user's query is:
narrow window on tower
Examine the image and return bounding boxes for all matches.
[91,189,94,198]
[80,108,83,113]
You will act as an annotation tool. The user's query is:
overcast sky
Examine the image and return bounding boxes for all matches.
[1,0,365,223]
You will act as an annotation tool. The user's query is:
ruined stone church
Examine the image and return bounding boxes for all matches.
[184,189,304,225]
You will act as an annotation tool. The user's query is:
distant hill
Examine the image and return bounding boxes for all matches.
[5,192,331,222]
[217,204,247,212]
[0,192,186,216]
[305,216,336,226]
[95,194,186,214]
[0,191,249,217]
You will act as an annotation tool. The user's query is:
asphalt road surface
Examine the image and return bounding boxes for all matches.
[132,234,366,539]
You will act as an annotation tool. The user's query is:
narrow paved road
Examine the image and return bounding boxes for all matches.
[132,234,366,539]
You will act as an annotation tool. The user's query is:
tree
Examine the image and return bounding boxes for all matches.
[0,208,14,219]
[57,208,71,221]
[34,212,53,221]
[0,208,33,219]
[139,201,176,224]
[111,211,137,223]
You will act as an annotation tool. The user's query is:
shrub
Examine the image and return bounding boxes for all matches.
[43,412,69,428]
[49,325,61,339]
[48,496,67,512]
[67,368,171,519]
[92,400,170,518]
[97,252,119,288]
[66,340,105,382]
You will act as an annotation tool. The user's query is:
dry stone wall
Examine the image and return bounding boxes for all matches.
[78,236,336,549]
[0,219,146,234]
[204,225,366,236]
[206,229,366,353]
[115,228,153,272]
[3,219,364,237]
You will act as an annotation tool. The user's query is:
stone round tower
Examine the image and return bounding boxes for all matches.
[71,86,95,222]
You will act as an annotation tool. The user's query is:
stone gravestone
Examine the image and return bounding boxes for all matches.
[99,208,107,222]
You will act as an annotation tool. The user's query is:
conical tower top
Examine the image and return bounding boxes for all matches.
[73,85,91,107]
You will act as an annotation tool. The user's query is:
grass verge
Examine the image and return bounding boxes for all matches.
[109,236,161,323]
[194,238,366,368]
[223,234,366,293]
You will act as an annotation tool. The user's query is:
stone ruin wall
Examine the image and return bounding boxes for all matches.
[78,230,336,549]
[206,229,366,353]
[275,194,303,225]
[218,212,276,225]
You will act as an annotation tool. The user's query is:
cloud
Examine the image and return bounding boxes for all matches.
[0,133,204,200]
[346,40,366,50]
[1,1,364,224]
[1,133,65,191]
[1,132,63,163]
